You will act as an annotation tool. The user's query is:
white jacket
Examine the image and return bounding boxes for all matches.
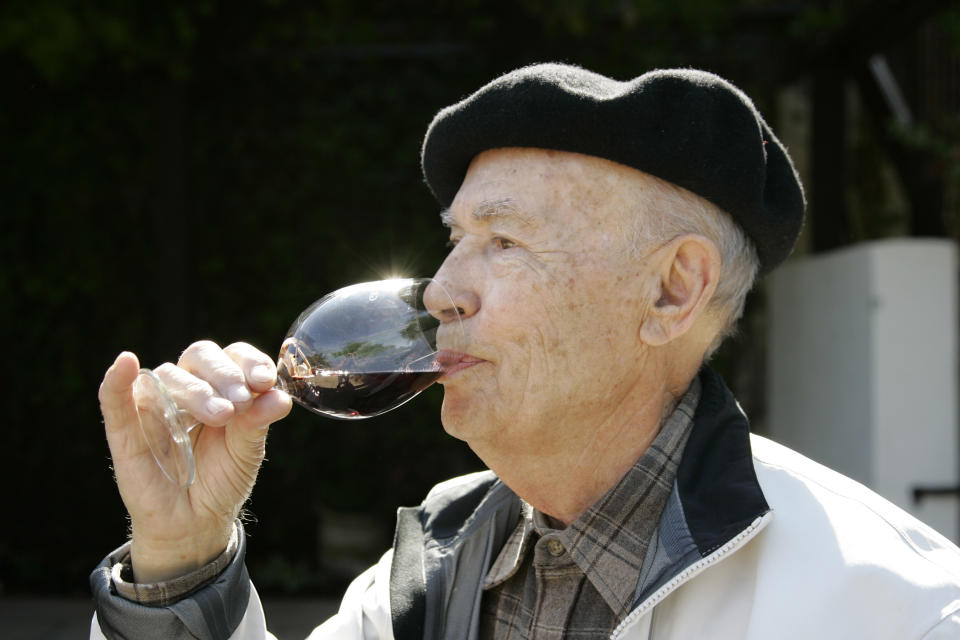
[90,369,960,639]
[221,437,957,640]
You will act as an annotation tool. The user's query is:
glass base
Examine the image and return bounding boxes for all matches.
[133,369,196,488]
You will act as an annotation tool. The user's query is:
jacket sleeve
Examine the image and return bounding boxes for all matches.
[88,525,273,640]
[305,550,395,640]
[90,585,276,640]
[89,534,394,640]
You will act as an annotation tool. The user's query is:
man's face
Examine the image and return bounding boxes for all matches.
[431,148,660,452]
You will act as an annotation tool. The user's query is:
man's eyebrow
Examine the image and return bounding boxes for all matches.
[440,208,455,228]
[439,198,534,227]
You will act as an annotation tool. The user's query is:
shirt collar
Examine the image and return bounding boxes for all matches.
[482,377,701,616]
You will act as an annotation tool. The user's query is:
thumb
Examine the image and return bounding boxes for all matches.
[99,352,140,432]
[99,351,151,459]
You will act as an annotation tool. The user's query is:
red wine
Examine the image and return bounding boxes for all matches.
[278,366,443,419]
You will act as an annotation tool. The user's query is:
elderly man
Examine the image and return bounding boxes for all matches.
[91,65,960,639]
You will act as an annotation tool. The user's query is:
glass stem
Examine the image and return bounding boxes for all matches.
[178,409,201,434]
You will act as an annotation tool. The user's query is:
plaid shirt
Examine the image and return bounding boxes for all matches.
[479,378,700,639]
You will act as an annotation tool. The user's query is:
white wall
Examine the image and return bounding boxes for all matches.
[767,238,959,543]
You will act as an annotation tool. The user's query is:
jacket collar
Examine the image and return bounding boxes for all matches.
[396,365,771,640]
[676,365,770,556]
[630,365,771,606]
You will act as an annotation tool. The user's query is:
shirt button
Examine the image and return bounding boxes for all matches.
[546,539,565,557]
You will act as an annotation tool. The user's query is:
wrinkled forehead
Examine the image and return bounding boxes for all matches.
[443,148,653,227]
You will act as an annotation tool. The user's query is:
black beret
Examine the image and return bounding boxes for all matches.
[421,63,806,274]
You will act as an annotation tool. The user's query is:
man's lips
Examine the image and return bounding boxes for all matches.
[435,350,485,378]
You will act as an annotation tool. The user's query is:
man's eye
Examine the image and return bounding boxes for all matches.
[494,237,517,250]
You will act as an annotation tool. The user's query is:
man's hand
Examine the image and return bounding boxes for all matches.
[98,342,292,583]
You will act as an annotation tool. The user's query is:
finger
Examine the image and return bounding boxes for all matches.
[177,340,254,410]
[223,342,278,393]
[99,351,141,437]
[100,352,156,463]
[230,389,293,443]
[154,362,236,427]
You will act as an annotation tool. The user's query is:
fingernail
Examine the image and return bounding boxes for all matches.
[250,364,274,383]
[228,384,252,403]
[206,397,232,416]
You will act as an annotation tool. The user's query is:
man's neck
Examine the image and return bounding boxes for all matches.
[473,374,690,526]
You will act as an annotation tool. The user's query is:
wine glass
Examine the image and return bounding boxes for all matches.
[132,277,462,488]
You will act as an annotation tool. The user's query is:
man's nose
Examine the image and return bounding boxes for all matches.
[423,278,479,323]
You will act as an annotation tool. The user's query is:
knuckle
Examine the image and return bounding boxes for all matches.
[185,378,215,396]
[154,362,179,376]
[217,365,246,386]
[181,339,220,360]
[223,341,258,361]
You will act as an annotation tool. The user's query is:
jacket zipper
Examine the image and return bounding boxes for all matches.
[608,512,774,639]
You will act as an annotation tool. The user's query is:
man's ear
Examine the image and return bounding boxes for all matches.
[639,235,721,347]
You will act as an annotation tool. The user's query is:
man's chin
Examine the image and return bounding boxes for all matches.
[439,398,470,442]
[440,393,493,443]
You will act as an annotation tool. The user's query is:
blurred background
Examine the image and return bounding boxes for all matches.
[1,0,959,624]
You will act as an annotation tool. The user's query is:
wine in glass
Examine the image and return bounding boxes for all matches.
[132,277,462,488]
